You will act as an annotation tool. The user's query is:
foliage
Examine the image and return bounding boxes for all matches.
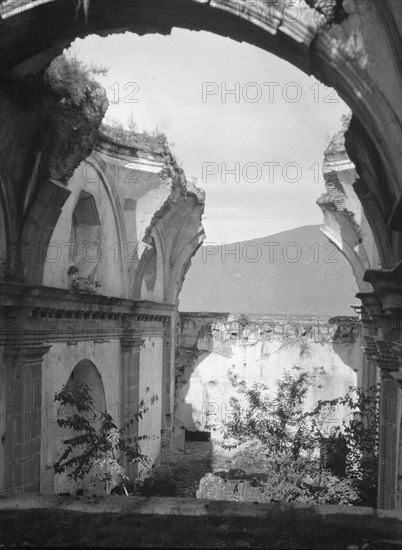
[68,265,101,294]
[237,314,250,331]
[308,383,380,506]
[212,453,359,505]
[208,366,322,457]
[305,0,348,27]
[0,258,23,283]
[45,52,107,107]
[206,366,379,506]
[100,119,166,147]
[51,381,158,495]
[101,120,135,144]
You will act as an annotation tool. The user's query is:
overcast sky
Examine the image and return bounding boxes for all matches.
[71,29,348,244]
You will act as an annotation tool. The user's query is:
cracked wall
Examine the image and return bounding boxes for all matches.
[174,312,373,452]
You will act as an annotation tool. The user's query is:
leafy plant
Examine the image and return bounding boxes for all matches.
[100,119,166,149]
[212,452,359,505]
[68,265,101,294]
[45,52,107,107]
[51,381,158,495]
[207,366,321,457]
[237,313,250,331]
[206,366,379,506]
[307,383,380,506]
[0,257,23,283]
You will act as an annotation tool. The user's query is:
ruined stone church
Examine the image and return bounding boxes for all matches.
[0,0,401,512]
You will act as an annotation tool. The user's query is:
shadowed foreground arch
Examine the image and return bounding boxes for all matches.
[0,0,401,510]
[0,0,401,277]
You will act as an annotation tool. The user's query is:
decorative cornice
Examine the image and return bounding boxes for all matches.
[0,283,174,319]
[356,292,385,319]
[363,335,402,387]
[4,343,51,363]
[121,335,145,353]
[363,261,402,313]
[0,284,174,345]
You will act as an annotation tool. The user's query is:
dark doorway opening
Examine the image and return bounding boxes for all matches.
[185,429,211,442]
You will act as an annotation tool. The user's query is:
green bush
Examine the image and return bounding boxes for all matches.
[51,381,157,495]
[206,366,379,506]
[45,53,107,107]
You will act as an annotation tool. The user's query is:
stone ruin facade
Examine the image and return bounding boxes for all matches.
[0,113,205,493]
[0,0,401,511]
[174,312,373,450]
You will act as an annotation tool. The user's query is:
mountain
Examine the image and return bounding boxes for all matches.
[179,225,359,315]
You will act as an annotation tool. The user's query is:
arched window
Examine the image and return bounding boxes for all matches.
[142,237,157,293]
[70,191,101,278]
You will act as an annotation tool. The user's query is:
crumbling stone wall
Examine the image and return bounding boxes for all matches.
[0,0,401,510]
[174,313,371,445]
[0,76,205,494]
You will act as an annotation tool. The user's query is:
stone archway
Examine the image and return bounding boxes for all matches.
[0,0,401,510]
[54,359,106,495]
[0,0,400,283]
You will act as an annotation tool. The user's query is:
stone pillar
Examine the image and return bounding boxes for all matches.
[3,345,50,493]
[160,320,173,461]
[398,414,402,512]
[120,334,144,480]
[377,373,401,509]
[357,290,402,510]
[162,319,173,425]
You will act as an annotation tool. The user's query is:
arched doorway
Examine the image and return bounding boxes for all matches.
[54,359,106,495]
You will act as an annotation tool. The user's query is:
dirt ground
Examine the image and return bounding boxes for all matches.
[0,442,400,548]
[0,501,401,548]
[142,441,215,497]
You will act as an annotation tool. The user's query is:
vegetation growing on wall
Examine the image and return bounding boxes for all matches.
[45,52,108,108]
[100,120,166,152]
[0,258,23,283]
[67,265,101,294]
[308,383,380,506]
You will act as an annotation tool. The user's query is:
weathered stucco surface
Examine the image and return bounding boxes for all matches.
[0,94,204,494]
[174,313,374,446]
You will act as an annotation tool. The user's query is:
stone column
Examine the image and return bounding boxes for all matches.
[377,372,401,509]
[3,345,50,493]
[360,300,402,510]
[160,319,173,461]
[120,334,144,480]
[162,318,173,426]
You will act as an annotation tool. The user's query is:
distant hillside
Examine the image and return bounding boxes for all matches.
[179,225,359,315]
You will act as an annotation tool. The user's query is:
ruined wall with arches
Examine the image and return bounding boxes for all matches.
[0,0,401,509]
[0,120,205,494]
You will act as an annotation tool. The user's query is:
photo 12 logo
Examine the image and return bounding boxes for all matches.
[202,81,339,104]
[201,240,339,264]
[201,161,334,184]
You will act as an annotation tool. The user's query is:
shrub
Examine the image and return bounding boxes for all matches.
[68,265,101,294]
[206,366,379,506]
[51,381,158,495]
[45,53,107,107]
